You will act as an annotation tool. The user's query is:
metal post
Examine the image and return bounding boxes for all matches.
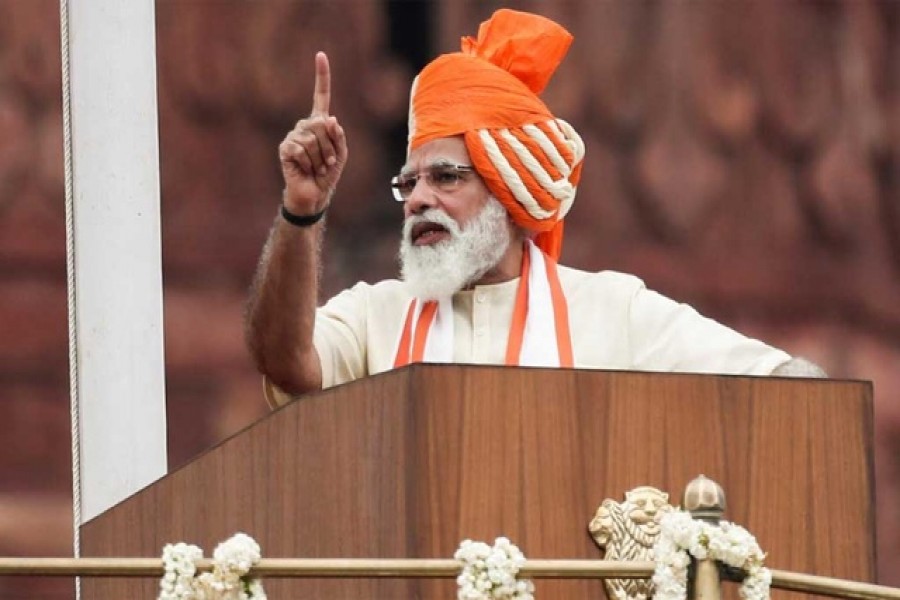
[684,475,726,600]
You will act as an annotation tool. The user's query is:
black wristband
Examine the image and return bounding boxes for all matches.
[281,204,327,227]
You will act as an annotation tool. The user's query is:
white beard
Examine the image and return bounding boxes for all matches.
[399,197,512,300]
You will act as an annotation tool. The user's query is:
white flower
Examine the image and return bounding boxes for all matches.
[455,538,534,600]
[653,511,769,600]
[158,534,266,600]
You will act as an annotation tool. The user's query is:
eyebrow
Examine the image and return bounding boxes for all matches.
[399,157,458,176]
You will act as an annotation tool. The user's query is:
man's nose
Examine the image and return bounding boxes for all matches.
[403,177,437,217]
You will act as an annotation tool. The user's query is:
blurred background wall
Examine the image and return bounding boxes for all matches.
[1,1,898,597]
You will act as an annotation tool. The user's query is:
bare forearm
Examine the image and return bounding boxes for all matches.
[245,211,324,394]
[246,51,346,397]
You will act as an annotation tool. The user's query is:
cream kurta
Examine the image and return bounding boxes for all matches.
[266,266,791,406]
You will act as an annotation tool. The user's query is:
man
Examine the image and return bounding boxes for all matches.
[245,9,823,407]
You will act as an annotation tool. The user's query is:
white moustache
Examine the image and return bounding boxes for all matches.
[402,209,461,243]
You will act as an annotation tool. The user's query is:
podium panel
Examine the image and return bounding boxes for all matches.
[81,366,874,598]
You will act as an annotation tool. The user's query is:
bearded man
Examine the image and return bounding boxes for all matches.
[245,10,823,407]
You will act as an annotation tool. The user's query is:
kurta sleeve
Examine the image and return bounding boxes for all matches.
[313,281,371,388]
[262,282,371,408]
[627,283,790,375]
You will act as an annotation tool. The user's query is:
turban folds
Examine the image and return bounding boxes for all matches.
[408,9,585,260]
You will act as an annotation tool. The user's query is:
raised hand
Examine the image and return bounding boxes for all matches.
[278,52,348,216]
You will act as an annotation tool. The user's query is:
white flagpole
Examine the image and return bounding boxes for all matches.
[60,0,167,540]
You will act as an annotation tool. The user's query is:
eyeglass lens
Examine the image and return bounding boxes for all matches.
[391,165,473,201]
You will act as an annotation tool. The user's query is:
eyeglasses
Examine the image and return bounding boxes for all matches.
[390,164,476,201]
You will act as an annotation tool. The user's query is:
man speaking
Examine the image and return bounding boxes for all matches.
[245,9,822,406]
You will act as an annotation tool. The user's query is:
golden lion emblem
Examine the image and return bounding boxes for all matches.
[589,486,674,600]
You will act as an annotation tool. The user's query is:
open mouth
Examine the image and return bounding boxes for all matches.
[411,221,450,246]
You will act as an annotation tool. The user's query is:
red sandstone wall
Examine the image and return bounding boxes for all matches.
[0,1,897,597]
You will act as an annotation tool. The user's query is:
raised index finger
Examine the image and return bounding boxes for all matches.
[311,51,331,116]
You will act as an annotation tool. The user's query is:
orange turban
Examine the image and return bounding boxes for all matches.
[407,9,585,260]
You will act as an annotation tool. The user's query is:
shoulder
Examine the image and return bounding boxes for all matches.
[325,278,408,296]
[320,278,411,311]
[553,264,651,323]
[368,278,411,295]
[556,264,646,295]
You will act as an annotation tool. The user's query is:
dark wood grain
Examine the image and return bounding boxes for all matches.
[81,366,874,599]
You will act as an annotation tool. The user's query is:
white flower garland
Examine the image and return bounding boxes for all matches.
[155,518,767,600]
[455,537,535,600]
[159,532,266,600]
[652,511,771,600]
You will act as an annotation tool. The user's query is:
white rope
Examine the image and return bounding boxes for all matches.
[522,123,571,175]
[477,129,555,220]
[406,76,420,155]
[551,118,586,164]
[477,120,585,222]
[497,128,574,201]
[59,0,82,597]
[552,119,585,219]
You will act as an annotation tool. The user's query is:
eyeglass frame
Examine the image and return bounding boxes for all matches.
[390,163,477,202]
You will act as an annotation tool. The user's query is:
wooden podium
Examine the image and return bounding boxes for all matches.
[81,365,875,598]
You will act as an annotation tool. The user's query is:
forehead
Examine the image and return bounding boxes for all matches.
[404,136,471,171]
